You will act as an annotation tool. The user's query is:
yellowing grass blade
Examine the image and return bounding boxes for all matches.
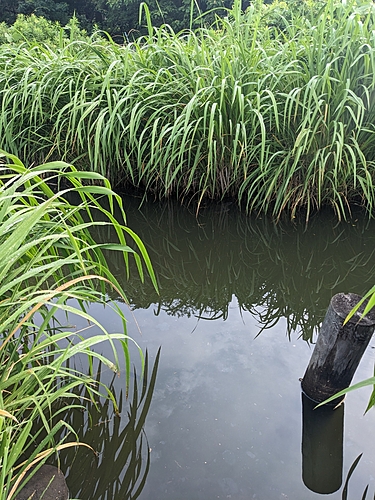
[0,409,18,422]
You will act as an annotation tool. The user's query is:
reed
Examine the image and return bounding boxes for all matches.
[1,0,375,219]
[0,152,157,499]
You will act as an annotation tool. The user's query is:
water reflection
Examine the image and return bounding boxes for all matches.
[79,195,375,499]
[92,196,375,341]
[301,393,344,494]
[50,349,160,499]
[342,454,373,500]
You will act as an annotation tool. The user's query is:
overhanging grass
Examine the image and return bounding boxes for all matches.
[1,0,375,220]
[0,152,157,499]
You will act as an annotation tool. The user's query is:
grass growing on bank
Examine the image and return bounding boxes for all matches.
[0,152,157,499]
[1,0,375,220]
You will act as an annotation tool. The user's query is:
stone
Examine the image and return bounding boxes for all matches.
[15,464,69,500]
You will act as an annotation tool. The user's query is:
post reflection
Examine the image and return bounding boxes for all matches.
[301,392,344,494]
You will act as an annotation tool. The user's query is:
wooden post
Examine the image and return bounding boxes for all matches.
[302,293,375,404]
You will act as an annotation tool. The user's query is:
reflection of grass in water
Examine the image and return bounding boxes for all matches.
[342,453,373,500]
[94,197,375,341]
[30,350,160,500]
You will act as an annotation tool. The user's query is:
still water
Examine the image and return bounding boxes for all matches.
[63,197,375,500]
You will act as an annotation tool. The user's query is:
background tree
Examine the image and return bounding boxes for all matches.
[0,0,69,24]
[0,0,250,37]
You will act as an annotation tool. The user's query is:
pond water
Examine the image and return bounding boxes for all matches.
[63,197,375,500]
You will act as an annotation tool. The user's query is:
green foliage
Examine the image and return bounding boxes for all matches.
[256,0,326,32]
[0,14,62,43]
[0,0,236,35]
[0,13,90,45]
[17,0,70,23]
[1,0,375,219]
[0,152,157,499]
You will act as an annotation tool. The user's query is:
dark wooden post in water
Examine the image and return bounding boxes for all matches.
[302,293,375,404]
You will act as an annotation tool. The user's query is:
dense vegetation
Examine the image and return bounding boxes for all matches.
[0,152,156,499]
[0,0,374,220]
[0,0,241,35]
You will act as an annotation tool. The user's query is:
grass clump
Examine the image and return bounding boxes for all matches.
[0,151,157,499]
[1,0,375,220]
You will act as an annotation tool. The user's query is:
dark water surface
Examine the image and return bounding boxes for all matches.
[66,198,375,500]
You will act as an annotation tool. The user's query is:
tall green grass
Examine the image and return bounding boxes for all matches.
[0,152,157,499]
[1,0,375,219]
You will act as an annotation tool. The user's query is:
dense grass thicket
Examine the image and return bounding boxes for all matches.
[1,0,375,220]
[0,152,157,499]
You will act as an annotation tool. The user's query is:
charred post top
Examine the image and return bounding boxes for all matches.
[301,292,375,404]
[331,293,375,326]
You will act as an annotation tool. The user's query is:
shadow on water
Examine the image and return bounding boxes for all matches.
[91,195,375,341]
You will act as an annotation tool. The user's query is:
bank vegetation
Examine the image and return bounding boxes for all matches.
[1,0,375,220]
